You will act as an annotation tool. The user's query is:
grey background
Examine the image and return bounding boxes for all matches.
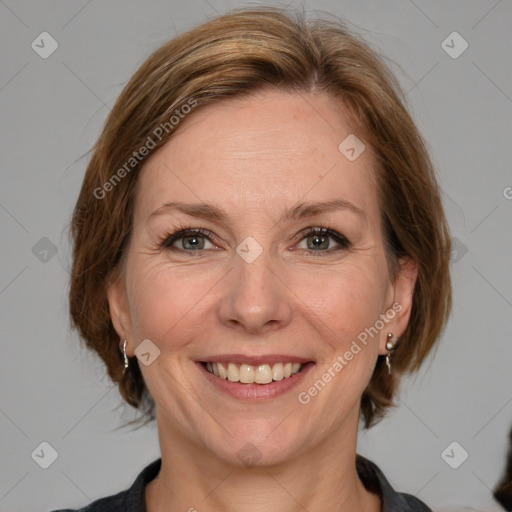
[1,1,511,511]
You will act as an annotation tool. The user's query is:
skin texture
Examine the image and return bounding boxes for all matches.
[107,89,417,512]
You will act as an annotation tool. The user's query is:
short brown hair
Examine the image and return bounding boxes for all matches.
[69,6,452,428]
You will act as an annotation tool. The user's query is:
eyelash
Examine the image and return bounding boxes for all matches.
[157,223,351,257]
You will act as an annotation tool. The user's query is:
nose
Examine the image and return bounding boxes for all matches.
[217,248,293,335]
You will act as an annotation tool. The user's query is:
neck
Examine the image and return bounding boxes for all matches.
[145,410,381,512]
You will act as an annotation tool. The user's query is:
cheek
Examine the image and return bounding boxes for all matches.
[290,258,389,345]
[125,258,218,348]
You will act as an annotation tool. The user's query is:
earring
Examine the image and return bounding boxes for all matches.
[385,333,396,375]
[119,339,129,375]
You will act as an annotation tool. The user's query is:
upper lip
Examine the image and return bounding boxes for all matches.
[198,354,314,365]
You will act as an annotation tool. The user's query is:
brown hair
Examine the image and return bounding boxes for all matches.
[69,6,452,428]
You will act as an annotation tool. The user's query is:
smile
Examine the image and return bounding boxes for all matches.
[197,357,316,401]
[204,361,303,384]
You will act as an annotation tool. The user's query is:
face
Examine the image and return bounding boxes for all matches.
[108,89,416,468]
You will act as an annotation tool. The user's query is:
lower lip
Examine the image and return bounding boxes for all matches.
[197,362,315,401]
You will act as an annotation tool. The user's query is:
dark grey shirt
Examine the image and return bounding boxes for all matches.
[52,455,431,511]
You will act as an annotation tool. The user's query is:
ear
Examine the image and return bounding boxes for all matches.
[378,257,418,355]
[106,270,134,357]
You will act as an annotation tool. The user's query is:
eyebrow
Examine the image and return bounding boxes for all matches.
[148,198,367,224]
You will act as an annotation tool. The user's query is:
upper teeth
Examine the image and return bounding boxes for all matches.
[205,362,303,384]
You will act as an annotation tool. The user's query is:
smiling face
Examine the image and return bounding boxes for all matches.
[107,88,416,468]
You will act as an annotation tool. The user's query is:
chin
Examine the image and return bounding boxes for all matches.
[202,422,308,469]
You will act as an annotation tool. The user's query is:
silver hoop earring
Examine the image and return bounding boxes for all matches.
[385,333,396,375]
[120,339,129,375]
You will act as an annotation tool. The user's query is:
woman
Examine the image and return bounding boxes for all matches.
[56,6,451,511]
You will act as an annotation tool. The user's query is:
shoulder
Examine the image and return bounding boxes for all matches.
[398,493,433,511]
[50,492,127,512]
[50,459,162,512]
[356,454,432,511]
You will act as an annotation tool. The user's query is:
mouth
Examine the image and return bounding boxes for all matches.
[197,356,315,401]
[201,361,306,384]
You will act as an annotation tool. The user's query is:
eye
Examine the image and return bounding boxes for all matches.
[295,227,351,254]
[160,228,218,252]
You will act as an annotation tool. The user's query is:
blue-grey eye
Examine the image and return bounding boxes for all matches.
[307,233,330,250]
[180,234,205,250]
[296,227,350,252]
[161,228,215,251]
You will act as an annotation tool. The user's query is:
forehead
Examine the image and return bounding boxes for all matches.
[135,89,379,224]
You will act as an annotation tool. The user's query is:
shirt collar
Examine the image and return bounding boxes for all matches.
[120,455,430,512]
